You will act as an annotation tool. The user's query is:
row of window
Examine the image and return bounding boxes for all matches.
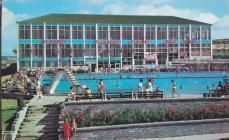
[19,44,211,59]
[19,25,211,41]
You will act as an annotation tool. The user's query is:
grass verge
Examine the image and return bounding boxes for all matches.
[2,99,18,131]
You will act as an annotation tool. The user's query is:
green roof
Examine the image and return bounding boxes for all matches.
[18,14,211,25]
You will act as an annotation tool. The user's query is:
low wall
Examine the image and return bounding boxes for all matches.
[2,96,38,140]
[62,98,229,113]
[72,118,229,140]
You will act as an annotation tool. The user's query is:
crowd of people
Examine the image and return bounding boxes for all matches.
[2,69,44,96]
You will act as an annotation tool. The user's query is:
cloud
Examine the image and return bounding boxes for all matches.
[195,13,219,24]
[100,1,229,39]
[215,15,229,29]
[3,7,28,56]
[101,3,218,24]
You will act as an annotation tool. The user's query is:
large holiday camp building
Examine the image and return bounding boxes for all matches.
[17,14,212,72]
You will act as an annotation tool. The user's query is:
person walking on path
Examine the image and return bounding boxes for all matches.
[64,118,71,140]
[98,79,105,100]
[172,80,177,98]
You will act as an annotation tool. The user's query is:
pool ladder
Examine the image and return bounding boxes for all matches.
[65,69,79,87]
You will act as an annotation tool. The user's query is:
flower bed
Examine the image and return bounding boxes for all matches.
[63,102,229,128]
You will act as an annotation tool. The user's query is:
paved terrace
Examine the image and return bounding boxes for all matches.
[15,94,229,140]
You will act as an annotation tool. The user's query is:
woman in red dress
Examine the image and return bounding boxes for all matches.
[64,118,71,140]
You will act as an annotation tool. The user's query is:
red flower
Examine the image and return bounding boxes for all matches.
[223,102,229,107]
[218,105,225,110]
[100,111,107,115]
[77,112,84,120]
[204,106,209,112]
[100,121,106,125]
[167,108,177,113]
[192,109,199,113]
[112,112,118,117]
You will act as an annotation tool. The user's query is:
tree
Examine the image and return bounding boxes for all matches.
[12,47,17,55]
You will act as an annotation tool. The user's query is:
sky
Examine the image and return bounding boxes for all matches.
[2,0,229,56]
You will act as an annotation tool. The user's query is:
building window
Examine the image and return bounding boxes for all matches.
[180,26,190,40]
[59,26,70,39]
[85,44,96,57]
[19,25,30,39]
[59,44,71,57]
[168,44,178,61]
[110,44,120,57]
[46,44,58,57]
[73,44,83,57]
[20,61,31,68]
[146,27,155,40]
[146,44,156,53]
[134,26,144,40]
[32,44,43,57]
[72,26,83,39]
[157,26,167,40]
[85,26,96,40]
[110,27,120,40]
[201,27,211,40]
[122,44,132,65]
[191,27,200,40]
[98,44,108,57]
[122,27,132,40]
[168,26,178,40]
[98,26,108,40]
[134,44,144,65]
[32,25,43,39]
[157,52,167,65]
[46,26,57,39]
[19,44,31,57]
[32,61,44,67]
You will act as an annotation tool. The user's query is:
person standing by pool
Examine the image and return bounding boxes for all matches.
[68,86,75,101]
[145,79,153,94]
[172,80,176,98]
[137,79,144,98]
[98,79,105,100]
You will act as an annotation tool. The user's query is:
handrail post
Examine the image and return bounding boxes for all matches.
[104,92,106,100]
[131,91,134,99]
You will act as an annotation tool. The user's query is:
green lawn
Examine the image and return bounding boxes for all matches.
[2,99,18,131]
[1,75,12,83]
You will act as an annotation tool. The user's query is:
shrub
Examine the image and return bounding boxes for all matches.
[63,102,229,128]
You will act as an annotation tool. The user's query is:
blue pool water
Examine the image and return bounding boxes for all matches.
[41,71,229,94]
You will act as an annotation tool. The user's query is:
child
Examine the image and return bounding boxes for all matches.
[64,118,71,140]
[72,117,77,136]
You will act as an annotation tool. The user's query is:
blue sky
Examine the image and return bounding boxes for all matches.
[3,0,229,56]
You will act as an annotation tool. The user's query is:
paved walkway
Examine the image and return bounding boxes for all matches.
[139,133,229,140]
[16,96,65,140]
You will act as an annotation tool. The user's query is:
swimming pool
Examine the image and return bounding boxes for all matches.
[41,71,229,95]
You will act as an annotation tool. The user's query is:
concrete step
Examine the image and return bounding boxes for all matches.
[16,137,38,140]
[26,110,58,115]
[25,113,57,118]
[18,128,58,133]
[21,121,58,126]
[19,124,58,130]
[16,136,59,140]
[27,107,58,111]
[17,132,58,138]
[23,117,59,122]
